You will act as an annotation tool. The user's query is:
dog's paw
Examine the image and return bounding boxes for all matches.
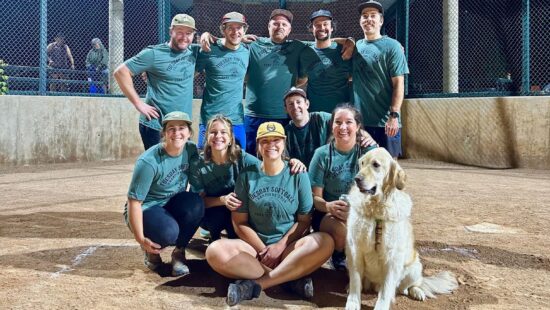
[345,296,362,310]
[408,286,426,301]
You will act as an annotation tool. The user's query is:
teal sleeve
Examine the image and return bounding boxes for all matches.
[234,172,249,214]
[296,173,313,215]
[389,43,409,77]
[308,148,326,188]
[243,152,261,167]
[124,48,155,75]
[127,159,156,201]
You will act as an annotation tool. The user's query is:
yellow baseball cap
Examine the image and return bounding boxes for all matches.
[256,122,286,140]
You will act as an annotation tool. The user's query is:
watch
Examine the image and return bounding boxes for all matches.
[389,111,400,119]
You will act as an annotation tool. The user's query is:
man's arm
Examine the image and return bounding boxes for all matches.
[332,37,355,60]
[113,64,159,120]
[385,75,404,137]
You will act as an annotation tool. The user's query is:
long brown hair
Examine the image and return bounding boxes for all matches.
[203,115,242,163]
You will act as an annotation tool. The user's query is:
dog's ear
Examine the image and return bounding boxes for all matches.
[388,160,406,190]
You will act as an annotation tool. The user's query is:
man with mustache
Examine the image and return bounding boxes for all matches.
[353,1,409,159]
[114,14,199,150]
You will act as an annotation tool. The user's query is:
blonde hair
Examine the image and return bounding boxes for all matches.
[203,115,242,163]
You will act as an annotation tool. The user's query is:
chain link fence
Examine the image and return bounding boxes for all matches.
[0,0,547,97]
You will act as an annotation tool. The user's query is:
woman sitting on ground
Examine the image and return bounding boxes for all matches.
[124,111,204,277]
[193,115,308,242]
[309,103,377,270]
[205,122,334,306]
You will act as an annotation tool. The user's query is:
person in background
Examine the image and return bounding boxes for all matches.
[205,122,334,306]
[308,104,377,271]
[47,33,75,92]
[86,38,109,94]
[124,111,204,277]
[114,14,199,150]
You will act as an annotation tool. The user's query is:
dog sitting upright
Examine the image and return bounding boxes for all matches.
[345,148,458,310]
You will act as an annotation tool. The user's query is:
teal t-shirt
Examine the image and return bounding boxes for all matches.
[196,42,249,125]
[125,43,200,130]
[190,151,260,197]
[309,143,375,202]
[300,42,351,113]
[285,112,332,167]
[245,37,308,119]
[235,162,313,245]
[352,36,409,127]
[127,142,199,210]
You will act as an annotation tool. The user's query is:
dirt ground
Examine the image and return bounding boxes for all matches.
[0,159,549,310]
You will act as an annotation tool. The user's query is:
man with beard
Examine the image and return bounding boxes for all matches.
[114,14,199,150]
[195,12,250,149]
[300,10,352,113]
[353,1,409,159]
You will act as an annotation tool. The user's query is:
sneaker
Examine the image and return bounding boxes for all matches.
[171,247,190,277]
[283,276,314,299]
[226,279,262,306]
[143,251,162,271]
[199,228,211,239]
[331,251,347,271]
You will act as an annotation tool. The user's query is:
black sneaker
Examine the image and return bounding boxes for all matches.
[331,251,347,271]
[226,279,262,306]
[283,276,314,299]
[171,247,190,277]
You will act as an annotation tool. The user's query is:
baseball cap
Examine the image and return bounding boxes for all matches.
[162,111,192,126]
[283,87,307,102]
[221,12,247,26]
[256,122,286,140]
[309,9,333,21]
[270,9,293,23]
[358,0,384,15]
[171,14,197,30]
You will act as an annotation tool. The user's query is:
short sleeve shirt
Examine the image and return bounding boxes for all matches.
[125,43,200,130]
[285,112,332,167]
[245,38,308,119]
[196,42,249,125]
[234,163,313,245]
[300,42,352,113]
[309,143,370,202]
[352,36,409,127]
[190,151,260,197]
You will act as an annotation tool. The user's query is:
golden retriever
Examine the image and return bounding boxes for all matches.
[344,148,458,310]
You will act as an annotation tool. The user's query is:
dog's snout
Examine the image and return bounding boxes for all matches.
[354,174,364,185]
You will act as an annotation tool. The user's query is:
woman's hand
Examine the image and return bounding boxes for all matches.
[141,237,161,254]
[258,242,286,269]
[326,200,350,222]
[289,158,307,174]
[221,192,242,211]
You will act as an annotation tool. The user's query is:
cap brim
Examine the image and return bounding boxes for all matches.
[256,133,286,140]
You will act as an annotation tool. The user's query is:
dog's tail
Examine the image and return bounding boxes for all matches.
[420,271,458,298]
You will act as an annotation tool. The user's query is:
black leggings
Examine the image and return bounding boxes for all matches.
[142,191,204,249]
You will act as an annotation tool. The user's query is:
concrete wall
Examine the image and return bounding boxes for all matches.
[0,96,203,166]
[1,96,549,169]
[402,96,550,169]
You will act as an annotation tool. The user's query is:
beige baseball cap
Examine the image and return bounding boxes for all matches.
[171,14,196,30]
